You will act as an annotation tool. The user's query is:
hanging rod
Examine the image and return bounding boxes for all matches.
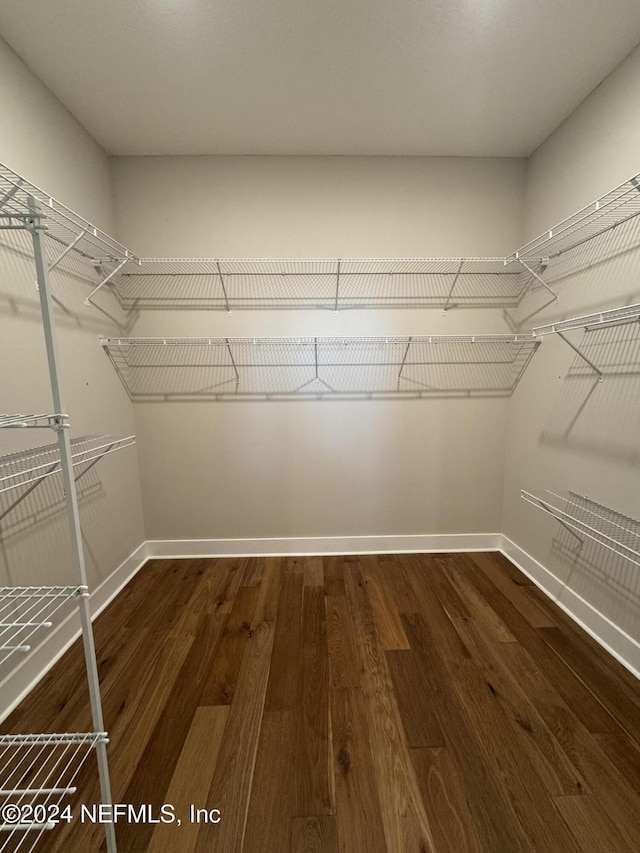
[522,490,640,567]
[0,161,139,265]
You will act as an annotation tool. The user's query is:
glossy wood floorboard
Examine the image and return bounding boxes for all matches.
[4,552,640,852]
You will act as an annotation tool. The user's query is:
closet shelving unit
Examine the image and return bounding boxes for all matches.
[0,165,139,853]
[521,491,640,568]
[101,334,541,400]
[109,256,542,313]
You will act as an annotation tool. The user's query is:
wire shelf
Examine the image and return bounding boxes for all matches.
[0,732,106,851]
[0,161,138,265]
[532,303,640,336]
[522,490,640,567]
[514,174,640,260]
[102,334,540,400]
[0,587,86,668]
[0,416,68,431]
[0,435,136,495]
[113,256,534,311]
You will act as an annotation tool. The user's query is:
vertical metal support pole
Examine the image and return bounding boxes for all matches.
[216,261,231,314]
[334,260,341,314]
[397,337,412,390]
[442,261,464,314]
[28,198,117,853]
[314,338,319,382]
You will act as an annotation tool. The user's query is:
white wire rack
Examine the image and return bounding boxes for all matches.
[0,435,136,496]
[522,490,640,567]
[532,303,640,336]
[0,415,68,431]
[513,174,640,260]
[0,162,137,266]
[112,256,534,312]
[0,732,106,851]
[101,334,540,399]
[531,303,640,379]
[0,587,86,667]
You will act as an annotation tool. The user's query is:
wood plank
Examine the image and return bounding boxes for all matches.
[385,650,445,748]
[410,747,484,853]
[242,556,265,587]
[147,705,230,853]
[456,553,618,733]
[291,816,339,853]
[199,584,259,706]
[382,554,423,614]
[553,795,635,853]
[264,572,303,711]
[253,556,282,623]
[322,555,347,599]
[441,555,516,642]
[493,639,640,850]
[195,620,275,852]
[360,555,410,649]
[118,610,231,852]
[302,555,324,587]
[344,564,436,852]
[330,687,388,853]
[451,615,588,797]
[401,610,535,852]
[538,625,640,740]
[470,551,557,628]
[243,711,296,853]
[593,733,640,798]
[297,585,333,815]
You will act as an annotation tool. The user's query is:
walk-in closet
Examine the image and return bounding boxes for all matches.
[1,2,640,851]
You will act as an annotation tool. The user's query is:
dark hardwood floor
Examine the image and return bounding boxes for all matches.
[3,551,640,852]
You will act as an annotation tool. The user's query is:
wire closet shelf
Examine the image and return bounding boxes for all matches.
[0,435,136,495]
[0,415,68,431]
[521,490,640,567]
[0,732,107,852]
[0,162,138,266]
[0,586,86,668]
[101,334,540,400]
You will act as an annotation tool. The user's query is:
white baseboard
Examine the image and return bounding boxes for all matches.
[145,532,502,558]
[500,536,640,680]
[0,541,149,722]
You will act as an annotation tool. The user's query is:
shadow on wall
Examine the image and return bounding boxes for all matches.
[548,527,640,644]
[0,466,104,587]
[0,231,135,335]
[540,322,640,465]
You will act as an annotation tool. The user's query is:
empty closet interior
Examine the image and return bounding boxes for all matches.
[1,3,640,851]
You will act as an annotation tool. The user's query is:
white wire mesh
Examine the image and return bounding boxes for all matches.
[0,436,136,495]
[0,416,67,431]
[114,257,529,310]
[0,732,105,851]
[532,303,640,336]
[0,587,86,667]
[514,175,640,260]
[0,162,137,265]
[522,490,640,566]
[101,335,540,399]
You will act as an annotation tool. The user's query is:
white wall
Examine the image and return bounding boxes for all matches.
[0,37,146,712]
[503,43,640,673]
[111,155,526,541]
